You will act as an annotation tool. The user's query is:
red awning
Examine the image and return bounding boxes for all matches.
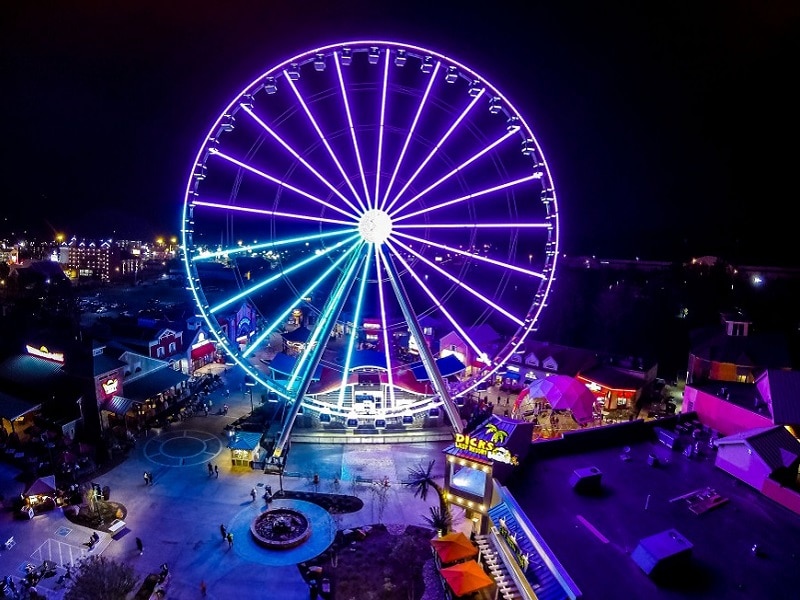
[191,341,216,360]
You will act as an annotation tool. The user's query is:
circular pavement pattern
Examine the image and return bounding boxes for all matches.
[227,499,336,567]
[143,429,223,467]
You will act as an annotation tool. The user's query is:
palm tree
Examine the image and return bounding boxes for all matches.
[485,423,508,444]
[404,459,452,534]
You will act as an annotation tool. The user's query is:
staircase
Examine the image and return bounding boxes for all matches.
[485,502,572,600]
[474,534,524,600]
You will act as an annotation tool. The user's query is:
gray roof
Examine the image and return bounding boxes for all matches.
[757,369,800,425]
[689,326,791,369]
[716,425,800,471]
[521,340,599,377]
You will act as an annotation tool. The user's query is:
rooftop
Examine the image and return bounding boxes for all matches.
[505,416,800,599]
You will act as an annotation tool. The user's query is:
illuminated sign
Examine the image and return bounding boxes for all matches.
[25,345,65,363]
[455,433,496,455]
[455,425,519,466]
[101,378,119,395]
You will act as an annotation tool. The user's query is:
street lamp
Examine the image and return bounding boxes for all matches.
[244,376,256,414]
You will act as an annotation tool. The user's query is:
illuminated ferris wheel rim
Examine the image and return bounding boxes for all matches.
[180,39,561,417]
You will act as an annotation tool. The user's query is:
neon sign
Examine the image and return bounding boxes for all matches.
[101,378,119,395]
[26,344,65,363]
[455,433,496,456]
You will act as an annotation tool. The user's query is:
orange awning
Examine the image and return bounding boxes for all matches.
[431,531,478,566]
[440,560,494,597]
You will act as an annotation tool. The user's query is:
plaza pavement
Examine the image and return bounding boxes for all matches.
[0,370,451,599]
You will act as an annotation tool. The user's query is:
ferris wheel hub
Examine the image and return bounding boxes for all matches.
[358,209,393,244]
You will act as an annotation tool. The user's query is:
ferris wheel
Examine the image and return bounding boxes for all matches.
[181,40,560,454]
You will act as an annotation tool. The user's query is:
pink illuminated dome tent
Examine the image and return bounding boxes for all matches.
[514,375,595,424]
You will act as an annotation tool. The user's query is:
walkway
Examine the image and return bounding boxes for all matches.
[0,369,449,599]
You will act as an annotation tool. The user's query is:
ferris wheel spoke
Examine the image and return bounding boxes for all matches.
[391,230,547,280]
[373,245,397,410]
[287,244,366,392]
[190,229,353,263]
[338,245,374,407]
[379,61,441,212]
[383,89,485,215]
[373,50,391,212]
[192,200,356,227]
[238,104,363,216]
[283,72,367,213]
[210,235,360,315]
[393,174,542,223]
[388,128,519,219]
[389,237,524,327]
[333,51,372,210]
[209,149,359,221]
[385,240,492,367]
[241,240,364,358]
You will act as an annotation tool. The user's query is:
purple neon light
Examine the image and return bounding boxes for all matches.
[393,174,542,223]
[192,200,355,226]
[390,236,524,327]
[394,222,549,229]
[388,128,518,218]
[374,247,397,409]
[379,61,440,211]
[391,230,546,280]
[239,104,363,216]
[183,40,561,415]
[283,70,367,212]
[384,239,490,366]
[208,150,359,221]
[333,51,372,210]
[384,89,485,215]
[374,50,391,211]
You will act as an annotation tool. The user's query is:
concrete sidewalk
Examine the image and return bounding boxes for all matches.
[0,371,449,599]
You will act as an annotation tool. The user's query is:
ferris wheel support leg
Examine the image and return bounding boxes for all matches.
[270,246,366,459]
[380,249,463,435]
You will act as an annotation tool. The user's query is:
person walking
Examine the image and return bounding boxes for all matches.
[226,531,233,549]
[250,487,257,502]
[136,537,143,555]
[214,464,219,478]
[143,471,149,485]
[220,524,227,540]
[200,580,207,597]
[207,462,213,477]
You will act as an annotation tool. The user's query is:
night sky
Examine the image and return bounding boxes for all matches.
[2,1,799,266]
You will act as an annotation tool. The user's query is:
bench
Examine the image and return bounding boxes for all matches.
[108,519,126,533]
[4,536,15,550]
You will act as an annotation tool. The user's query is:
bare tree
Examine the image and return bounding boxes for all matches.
[64,555,137,600]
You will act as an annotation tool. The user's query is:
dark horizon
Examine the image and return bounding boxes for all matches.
[3,2,799,267]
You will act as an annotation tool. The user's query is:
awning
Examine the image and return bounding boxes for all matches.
[103,395,138,416]
[0,390,41,421]
[227,431,262,450]
[24,475,57,498]
[430,532,478,566]
[501,370,520,381]
[190,341,216,360]
[410,355,467,381]
[439,561,494,596]
[123,367,189,402]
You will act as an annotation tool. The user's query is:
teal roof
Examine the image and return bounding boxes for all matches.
[122,367,189,402]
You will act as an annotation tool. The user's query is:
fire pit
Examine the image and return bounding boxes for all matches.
[250,508,311,549]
